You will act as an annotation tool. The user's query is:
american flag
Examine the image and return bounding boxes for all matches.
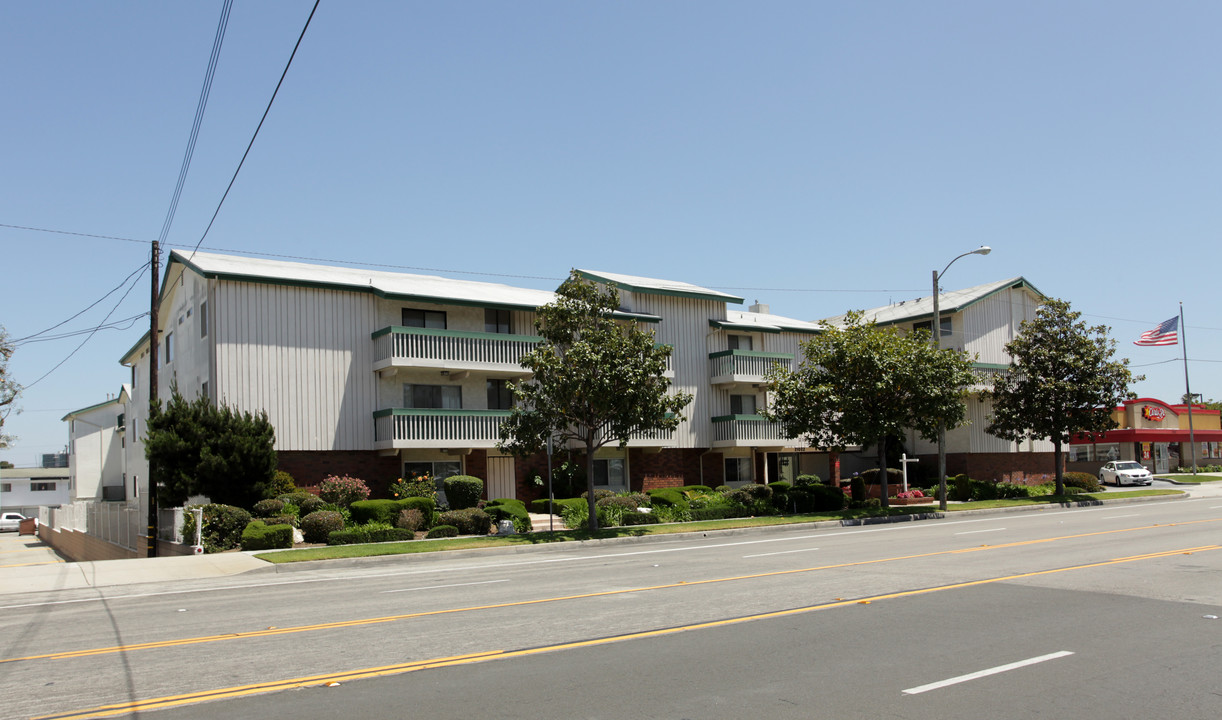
[1134,316,1178,346]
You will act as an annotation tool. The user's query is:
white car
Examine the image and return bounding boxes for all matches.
[1,512,29,532]
[1099,461,1154,486]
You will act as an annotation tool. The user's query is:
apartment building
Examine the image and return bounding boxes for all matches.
[114,250,838,505]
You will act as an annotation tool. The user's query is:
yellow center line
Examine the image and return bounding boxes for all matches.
[0,559,65,569]
[6,517,1220,666]
[34,543,1222,720]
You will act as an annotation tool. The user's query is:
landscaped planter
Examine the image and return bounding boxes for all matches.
[889,496,935,505]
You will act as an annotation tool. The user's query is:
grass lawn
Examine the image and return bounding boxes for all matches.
[1158,473,1222,484]
[253,490,1184,564]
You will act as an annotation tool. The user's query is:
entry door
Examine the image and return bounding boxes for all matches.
[487,456,516,500]
[1154,443,1170,474]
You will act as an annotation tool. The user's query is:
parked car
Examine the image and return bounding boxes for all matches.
[1099,461,1154,486]
[1,512,29,532]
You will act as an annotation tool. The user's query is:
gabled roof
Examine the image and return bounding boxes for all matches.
[822,277,1045,327]
[61,394,124,421]
[170,250,557,311]
[576,269,744,304]
[711,309,822,335]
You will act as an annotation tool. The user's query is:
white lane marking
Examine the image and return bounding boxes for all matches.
[743,547,819,558]
[1102,514,1139,520]
[954,528,1005,536]
[381,579,508,594]
[903,651,1074,695]
[1210,505,1222,510]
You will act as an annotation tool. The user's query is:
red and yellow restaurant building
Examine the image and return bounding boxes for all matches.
[1068,398,1222,475]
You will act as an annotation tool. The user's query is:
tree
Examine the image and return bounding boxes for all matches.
[497,272,692,531]
[986,298,1140,495]
[764,312,978,506]
[0,325,20,449]
[145,387,278,508]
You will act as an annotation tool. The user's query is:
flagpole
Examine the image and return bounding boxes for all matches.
[1180,302,1197,474]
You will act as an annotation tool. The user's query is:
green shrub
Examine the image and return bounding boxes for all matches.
[300,510,344,543]
[850,476,866,503]
[443,475,484,510]
[691,506,741,521]
[296,495,325,515]
[183,504,252,553]
[350,499,402,525]
[483,501,532,533]
[768,481,792,493]
[426,524,459,539]
[738,483,773,501]
[794,474,822,487]
[389,473,437,501]
[327,523,415,545]
[278,491,315,507]
[318,475,371,506]
[438,508,491,535]
[258,514,297,528]
[994,482,1031,499]
[268,470,297,498]
[652,503,691,523]
[597,495,639,511]
[680,485,713,494]
[240,520,294,550]
[1062,472,1102,493]
[580,488,616,502]
[648,488,689,510]
[858,468,904,489]
[971,479,999,501]
[807,483,847,511]
[252,498,285,517]
[398,497,436,524]
[621,512,660,526]
[951,474,973,502]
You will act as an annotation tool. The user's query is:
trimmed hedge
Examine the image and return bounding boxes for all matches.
[679,485,713,493]
[690,506,741,521]
[326,526,415,545]
[300,510,344,543]
[253,498,285,517]
[438,508,491,535]
[648,488,689,510]
[350,498,438,526]
[426,524,459,539]
[1062,472,1102,493]
[240,520,293,551]
[443,475,484,509]
[183,504,252,554]
[483,499,532,533]
[620,512,660,526]
[789,483,846,512]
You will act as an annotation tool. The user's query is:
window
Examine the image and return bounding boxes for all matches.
[485,308,512,334]
[593,458,626,489]
[725,458,753,484]
[913,317,952,338]
[0,483,10,493]
[728,334,753,351]
[402,460,462,503]
[201,382,209,402]
[164,332,174,364]
[730,394,757,415]
[403,384,462,409]
[31,482,56,492]
[132,365,138,389]
[402,308,446,329]
[487,379,514,410]
[200,302,208,337]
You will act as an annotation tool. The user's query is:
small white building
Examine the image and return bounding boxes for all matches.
[0,466,71,516]
[62,392,128,502]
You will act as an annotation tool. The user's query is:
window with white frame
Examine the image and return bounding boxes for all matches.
[724,457,753,484]
[593,458,626,489]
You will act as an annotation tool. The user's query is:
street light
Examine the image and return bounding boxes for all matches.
[932,246,991,511]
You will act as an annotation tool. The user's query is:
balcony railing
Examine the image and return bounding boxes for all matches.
[374,408,512,449]
[711,414,793,447]
[709,350,793,385]
[372,326,541,373]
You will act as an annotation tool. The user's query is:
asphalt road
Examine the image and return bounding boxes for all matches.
[3,488,1221,720]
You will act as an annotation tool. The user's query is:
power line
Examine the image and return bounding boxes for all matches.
[13,313,148,346]
[187,0,321,261]
[13,263,149,344]
[158,0,232,249]
[22,264,149,391]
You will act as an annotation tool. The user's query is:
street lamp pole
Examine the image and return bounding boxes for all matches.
[933,246,991,511]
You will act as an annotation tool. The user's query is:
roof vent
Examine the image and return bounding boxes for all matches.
[749,301,769,314]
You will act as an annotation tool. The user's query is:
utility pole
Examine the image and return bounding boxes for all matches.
[147,241,160,557]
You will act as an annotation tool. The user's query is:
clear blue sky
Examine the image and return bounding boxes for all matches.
[3,1,1219,466]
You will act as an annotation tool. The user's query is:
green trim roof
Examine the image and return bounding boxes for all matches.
[576,269,744,304]
[822,277,1046,327]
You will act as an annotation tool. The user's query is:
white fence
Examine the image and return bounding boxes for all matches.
[40,501,183,551]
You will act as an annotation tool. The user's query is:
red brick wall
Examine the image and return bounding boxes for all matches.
[912,452,1062,485]
[629,448,720,490]
[642,475,684,491]
[277,451,402,499]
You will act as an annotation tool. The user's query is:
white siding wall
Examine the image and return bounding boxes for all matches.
[68,404,125,499]
[214,280,379,451]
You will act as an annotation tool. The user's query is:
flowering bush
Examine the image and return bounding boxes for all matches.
[318,475,371,506]
[896,489,925,499]
[390,474,435,500]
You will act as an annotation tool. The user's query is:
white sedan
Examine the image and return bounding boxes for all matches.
[1099,461,1154,486]
[1,512,29,532]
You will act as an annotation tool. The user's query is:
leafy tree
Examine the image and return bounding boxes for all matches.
[0,325,20,449]
[497,272,692,530]
[986,298,1140,495]
[145,387,278,508]
[764,311,978,506]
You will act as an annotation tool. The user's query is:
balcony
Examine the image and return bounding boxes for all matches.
[709,350,793,386]
[372,409,675,451]
[711,414,794,449]
[372,326,541,376]
[374,408,511,450]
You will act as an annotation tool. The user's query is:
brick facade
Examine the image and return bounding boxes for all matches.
[277,450,402,498]
[916,451,1061,485]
